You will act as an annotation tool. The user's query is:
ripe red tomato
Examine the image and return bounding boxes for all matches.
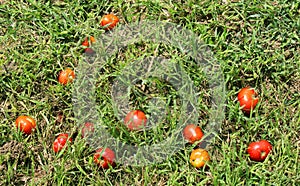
[58,68,75,85]
[93,147,116,169]
[247,140,272,162]
[124,110,147,131]
[190,148,210,168]
[82,38,89,47]
[237,87,259,113]
[15,115,36,135]
[100,14,119,30]
[81,122,95,138]
[53,133,72,153]
[183,124,204,144]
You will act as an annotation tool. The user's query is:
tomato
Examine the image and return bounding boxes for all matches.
[237,87,259,113]
[93,147,116,169]
[82,36,96,54]
[82,36,96,47]
[100,14,119,30]
[183,124,204,144]
[53,133,72,153]
[124,110,147,131]
[247,140,272,162]
[84,48,96,55]
[81,122,95,138]
[82,38,89,47]
[15,115,36,135]
[58,68,75,85]
[190,148,210,168]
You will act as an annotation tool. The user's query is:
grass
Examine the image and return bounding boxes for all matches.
[0,0,299,185]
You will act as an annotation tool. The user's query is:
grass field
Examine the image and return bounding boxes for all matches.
[0,0,299,185]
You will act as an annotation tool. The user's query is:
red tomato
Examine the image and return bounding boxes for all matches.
[84,48,96,55]
[237,87,259,113]
[53,133,72,153]
[183,124,204,144]
[81,122,95,138]
[93,147,116,169]
[15,115,36,135]
[100,14,119,30]
[124,110,147,131]
[82,38,89,47]
[247,140,272,162]
[190,148,210,168]
[58,68,75,85]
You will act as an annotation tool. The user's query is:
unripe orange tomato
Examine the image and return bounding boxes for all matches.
[58,68,75,85]
[15,115,36,135]
[190,148,210,168]
[82,36,96,47]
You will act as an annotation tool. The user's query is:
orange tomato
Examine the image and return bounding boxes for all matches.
[58,68,75,85]
[190,148,210,168]
[100,14,119,30]
[82,36,96,47]
[90,36,96,43]
[15,115,36,135]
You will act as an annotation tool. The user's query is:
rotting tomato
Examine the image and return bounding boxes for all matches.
[100,14,119,30]
[237,86,259,113]
[190,148,210,168]
[183,124,204,144]
[58,68,75,85]
[93,147,116,169]
[247,140,272,162]
[15,115,36,135]
[81,122,95,138]
[53,133,72,153]
[124,110,147,131]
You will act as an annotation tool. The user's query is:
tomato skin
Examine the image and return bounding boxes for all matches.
[183,124,204,144]
[15,115,36,135]
[100,14,119,30]
[237,87,259,113]
[58,68,75,85]
[81,122,95,138]
[53,133,72,153]
[124,110,147,131]
[247,140,272,162]
[190,148,210,168]
[93,148,116,169]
